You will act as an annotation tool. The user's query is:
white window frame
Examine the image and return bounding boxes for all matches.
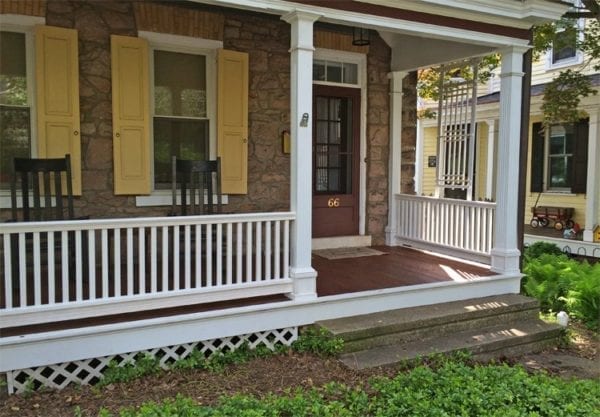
[545,1,584,70]
[0,15,44,208]
[136,31,227,207]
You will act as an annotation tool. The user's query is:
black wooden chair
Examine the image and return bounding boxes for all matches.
[9,154,88,289]
[170,156,222,216]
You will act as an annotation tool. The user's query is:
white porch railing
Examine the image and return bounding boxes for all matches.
[393,194,495,263]
[1,212,294,327]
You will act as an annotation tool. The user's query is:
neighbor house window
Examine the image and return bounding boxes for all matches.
[547,1,583,68]
[0,30,31,187]
[547,125,573,190]
[152,49,210,187]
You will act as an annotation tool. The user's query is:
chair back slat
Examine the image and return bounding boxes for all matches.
[171,157,222,216]
[11,155,76,222]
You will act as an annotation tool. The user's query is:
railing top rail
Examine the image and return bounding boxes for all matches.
[0,211,296,233]
[394,194,496,208]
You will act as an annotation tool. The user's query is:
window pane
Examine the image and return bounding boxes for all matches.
[552,28,577,63]
[154,50,206,117]
[343,63,358,84]
[313,60,326,81]
[326,62,342,83]
[0,107,31,185]
[549,156,570,188]
[153,118,209,187]
[549,136,565,155]
[0,31,28,106]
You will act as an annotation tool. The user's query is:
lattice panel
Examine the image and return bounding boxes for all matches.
[5,327,298,394]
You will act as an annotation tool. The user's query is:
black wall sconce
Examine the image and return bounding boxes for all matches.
[352,27,370,46]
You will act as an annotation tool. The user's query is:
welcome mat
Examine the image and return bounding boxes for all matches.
[313,247,387,260]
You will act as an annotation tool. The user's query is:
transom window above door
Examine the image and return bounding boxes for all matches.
[313,59,358,85]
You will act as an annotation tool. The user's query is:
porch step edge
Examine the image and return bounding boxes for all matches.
[338,319,563,370]
[316,294,539,342]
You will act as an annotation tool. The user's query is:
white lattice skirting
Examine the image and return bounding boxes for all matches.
[4,327,298,395]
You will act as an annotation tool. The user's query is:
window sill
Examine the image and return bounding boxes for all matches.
[540,191,577,197]
[136,191,229,207]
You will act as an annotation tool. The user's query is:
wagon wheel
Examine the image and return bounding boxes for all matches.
[539,217,549,227]
[554,221,564,231]
[530,218,539,228]
[565,220,575,229]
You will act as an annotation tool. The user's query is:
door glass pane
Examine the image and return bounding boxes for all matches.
[154,118,209,187]
[154,50,206,117]
[316,97,328,119]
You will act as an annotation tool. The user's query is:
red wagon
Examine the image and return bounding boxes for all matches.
[530,206,574,231]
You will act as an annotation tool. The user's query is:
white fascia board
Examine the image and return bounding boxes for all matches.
[191,0,530,48]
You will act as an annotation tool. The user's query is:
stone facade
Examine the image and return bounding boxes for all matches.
[5,0,416,244]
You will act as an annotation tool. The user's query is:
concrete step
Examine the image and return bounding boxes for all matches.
[316,294,541,353]
[339,318,563,370]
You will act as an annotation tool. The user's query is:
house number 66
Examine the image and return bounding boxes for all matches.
[327,198,340,208]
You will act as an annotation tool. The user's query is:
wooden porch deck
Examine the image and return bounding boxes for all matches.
[1,246,496,338]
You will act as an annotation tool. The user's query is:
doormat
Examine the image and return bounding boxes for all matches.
[313,247,387,260]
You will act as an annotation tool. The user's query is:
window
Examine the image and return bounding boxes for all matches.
[152,49,210,187]
[547,125,573,190]
[0,30,32,187]
[313,59,358,85]
[547,0,583,69]
[530,120,589,194]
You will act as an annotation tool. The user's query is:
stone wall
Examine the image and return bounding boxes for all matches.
[6,0,415,244]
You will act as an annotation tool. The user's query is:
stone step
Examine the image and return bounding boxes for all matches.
[339,318,563,370]
[316,294,541,353]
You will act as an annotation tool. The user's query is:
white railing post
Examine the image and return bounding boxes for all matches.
[386,71,408,245]
[491,46,528,274]
[282,11,320,301]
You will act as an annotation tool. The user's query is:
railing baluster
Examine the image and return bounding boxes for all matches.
[173,225,179,291]
[161,226,168,292]
[61,231,68,303]
[101,229,108,298]
[216,223,223,286]
[114,229,121,297]
[255,221,262,281]
[47,232,55,304]
[138,227,145,294]
[3,234,13,308]
[246,222,252,282]
[206,224,213,287]
[236,222,242,284]
[33,232,41,306]
[274,221,280,279]
[75,230,82,301]
[265,221,272,281]
[127,228,134,296]
[226,223,233,285]
[88,230,96,300]
[283,220,289,279]
[184,225,191,290]
[195,224,201,288]
[150,227,157,293]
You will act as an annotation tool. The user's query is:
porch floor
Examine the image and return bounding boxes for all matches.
[1,246,496,338]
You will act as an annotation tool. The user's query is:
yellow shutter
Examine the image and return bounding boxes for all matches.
[111,35,151,195]
[35,25,81,195]
[217,49,248,194]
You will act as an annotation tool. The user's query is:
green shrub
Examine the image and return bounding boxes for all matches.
[291,326,344,357]
[523,241,564,261]
[97,362,600,417]
[523,253,600,329]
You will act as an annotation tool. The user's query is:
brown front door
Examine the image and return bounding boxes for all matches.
[312,85,360,238]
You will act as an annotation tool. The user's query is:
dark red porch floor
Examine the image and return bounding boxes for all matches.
[1,246,495,337]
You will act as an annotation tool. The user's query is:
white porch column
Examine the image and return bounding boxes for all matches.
[491,46,528,274]
[583,109,600,242]
[485,119,496,201]
[282,11,320,300]
[385,71,408,246]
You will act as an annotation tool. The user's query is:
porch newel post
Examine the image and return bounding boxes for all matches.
[282,11,320,300]
[385,71,408,246]
[583,109,600,242]
[491,46,528,274]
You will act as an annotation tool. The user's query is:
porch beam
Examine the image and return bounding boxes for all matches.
[583,108,600,242]
[282,11,320,300]
[491,46,529,274]
[386,71,408,246]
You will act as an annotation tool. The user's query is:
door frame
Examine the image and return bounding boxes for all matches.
[313,48,367,235]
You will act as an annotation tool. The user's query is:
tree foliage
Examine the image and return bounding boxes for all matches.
[418,2,600,126]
